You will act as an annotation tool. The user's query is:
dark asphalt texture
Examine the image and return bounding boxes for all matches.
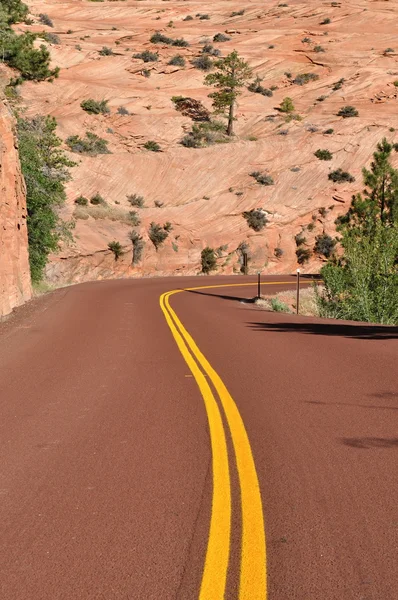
[0,276,397,599]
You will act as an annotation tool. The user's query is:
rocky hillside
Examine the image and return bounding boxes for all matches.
[0,97,31,316]
[17,0,398,283]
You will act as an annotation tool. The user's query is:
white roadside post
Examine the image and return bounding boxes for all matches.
[296,268,300,314]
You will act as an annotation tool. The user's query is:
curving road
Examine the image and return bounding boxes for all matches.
[0,276,397,600]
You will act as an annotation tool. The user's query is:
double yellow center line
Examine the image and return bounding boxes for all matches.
[160,281,301,599]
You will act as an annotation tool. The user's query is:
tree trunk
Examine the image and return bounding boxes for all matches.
[227,99,234,136]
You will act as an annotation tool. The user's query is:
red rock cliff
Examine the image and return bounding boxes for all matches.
[0,98,31,317]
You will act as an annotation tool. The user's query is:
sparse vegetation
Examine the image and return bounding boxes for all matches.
[75,195,88,206]
[314,233,336,257]
[314,45,325,53]
[324,128,334,135]
[274,247,283,258]
[279,97,295,113]
[150,32,189,47]
[213,33,231,43]
[127,194,145,208]
[201,247,217,273]
[250,171,274,185]
[108,241,123,260]
[296,247,312,264]
[144,140,161,152]
[117,106,129,115]
[181,120,229,148]
[133,50,158,62]
[337,105,358,118]
[66,132,111,155]
[314,149,333,160]
[90,193,106,205]
[168,54,186,66]
[192,54,213,71]
[129,231,145,263]
[148,222,170,249]
[320,17,331,25]
[328,168,355,183]
[293,73,319,86]
[243,208,268,231]
[80,99,110,115]
[248,76,273,97]
[332,78,345,90]
[38,13,53,27]
[99,46,114,56]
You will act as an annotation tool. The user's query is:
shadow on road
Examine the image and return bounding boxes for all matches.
[184,289,255,303]
[305,400,398,411]
[340,437,398,449]
[248,321,398,340]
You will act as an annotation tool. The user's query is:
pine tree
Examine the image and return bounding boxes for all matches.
[204,51,252,136]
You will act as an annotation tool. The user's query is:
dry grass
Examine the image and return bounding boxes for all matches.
[74,205,133,224]
[255,285,320,316]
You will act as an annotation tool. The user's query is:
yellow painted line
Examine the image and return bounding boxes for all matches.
[159,293,231,599]
[161,281,304,599]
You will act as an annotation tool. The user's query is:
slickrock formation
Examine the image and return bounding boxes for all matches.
[17,0,398,283]
[0,98,31,316]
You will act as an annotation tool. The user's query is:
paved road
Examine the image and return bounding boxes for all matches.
[0,276,397,600]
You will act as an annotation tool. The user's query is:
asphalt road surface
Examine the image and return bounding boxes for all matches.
[0,276,397,600]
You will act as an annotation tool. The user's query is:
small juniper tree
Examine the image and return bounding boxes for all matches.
[201,247,217,273]
[204,50,252,136]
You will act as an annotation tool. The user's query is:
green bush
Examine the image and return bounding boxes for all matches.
[213,33,230,42]
[314,45,325,53]
[279,97,295,113]
[150,32,173,44]
[144,140,161,152]
[66,132,111,155]
[129,231,145,263]
[324,128,334,135]
[250,171,274,185]
[271,298,290,312]
[168,54,185,66]
[127,194,145,207]
[296,247,312,264]
[129,211,141,226]
[320,17,331,25]
[243,208,268,231]
[295,233,306,246]
[3,32,60,80]
[80,99,110,114]
[201,247,217,273]
[191,54,213,71]
[248,76,273,97]
[133,50,158,62]
[181,120,228,148]
[314,233,336,257]
[90,193,106,205]
[108,241,123,260]
[1,0,28,25]
[314,149,333,160]
[332,78,345,90]
[328,168,355,183]
[17,115,75,282]
[274,247,283,258]
[99,46,114,56]
[337,105,358,118]
[293,73,319,85]
[148,222,169,249]
[75,195,88,205]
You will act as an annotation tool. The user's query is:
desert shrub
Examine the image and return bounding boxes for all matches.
[337,105,358,118]
[319,206,328,218]
[394,80,398,87]
[271,298,290,312]
[213,33,230,42]
[243,208,268,231]
[191,54,213,71]
[148,222,169,249]
[108,241,123,260]
[384,48,394,54]
[302,37,311,43]
[168,54,185,66]
[314,45,325,53]
[18,115,74,282]
[128,211,141,226]
[295,232,306,246]
[314,233,336,258]
[163,222,173,232]
[314,149,332,160]
[279,97,295,113]
[99,46,114,56]
[183,15,193,21]
[250,171,274,185]
[320,17,331,24]
[133,50,158,62]
[66,132,111,155]
[38,13,53,27]
[41,32,60,44]
[293,72,319,85]
[75,195,88,206]
[332,78,345,90]
[328,168,355,183]
[127,194,144,207]
[80,99,110,114]
[274,247,283,258]
[201,44,221,57]
[198,13,210,20]
[90,193,106,205]
[150,32,183,45]
[129,231,145,263]
[324,128,334,134]
[117,106,129,115]
[173,38,189,47]
[144,140,161,152]
[201,247,217,273]
[231,9,245,16]
[316,95,327,102]
[248,76,273,96]
[296,247,312,264]
[181,120,228,147]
